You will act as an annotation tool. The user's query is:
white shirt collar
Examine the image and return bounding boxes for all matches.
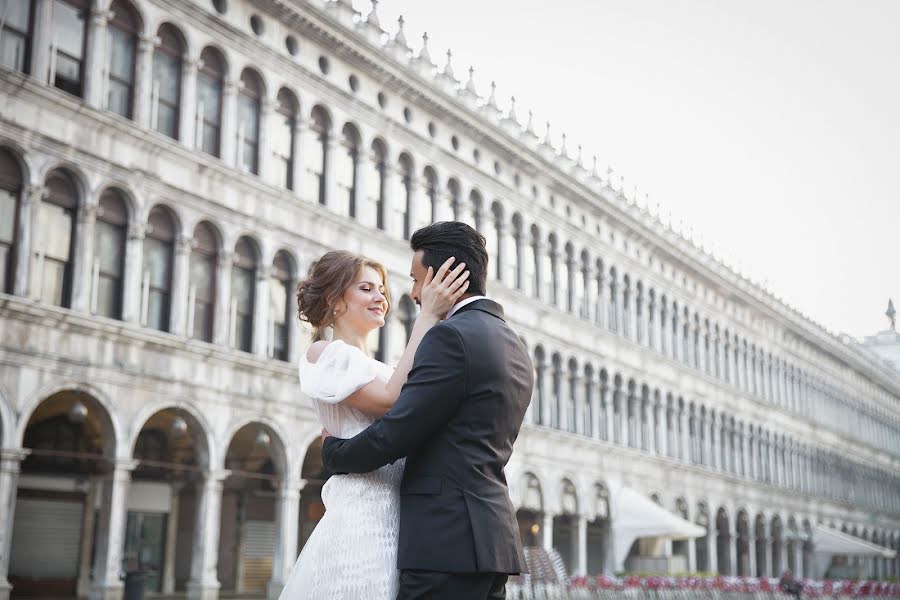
[446,295,488,319]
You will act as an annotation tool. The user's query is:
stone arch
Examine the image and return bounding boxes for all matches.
[128,401,216,469]
[16,380,123,456]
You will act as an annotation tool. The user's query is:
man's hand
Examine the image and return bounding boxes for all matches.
[321,427,332,444]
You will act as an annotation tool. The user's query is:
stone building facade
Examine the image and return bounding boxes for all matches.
[0,1,898,600]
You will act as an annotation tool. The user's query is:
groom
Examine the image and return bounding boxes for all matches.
[322,221,534,599]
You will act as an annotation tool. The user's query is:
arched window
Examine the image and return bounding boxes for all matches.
[51,0,88,97]
[550,353,562,429]
[273,89,298,190]
[398,153,414,240]
[189,222,217,342]
[143,205,175,331]
[423,167,438,223]
[0,148,23,293]
[336,124,360,219]
[93,189,128,319]
[368,139,387,230]
[36,169,78,307]
[580,250,591,319]
[563,242,575,313]
[197,47,224,157]
[269,251,293,361]
[231,237,257,352]
[152,24,184,139]
[238,69,262,174]
[0,0,32,73]
[106,0,140,119]
[308,106,330,206]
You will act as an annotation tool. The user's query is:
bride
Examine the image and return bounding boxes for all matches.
[278,249,469,599]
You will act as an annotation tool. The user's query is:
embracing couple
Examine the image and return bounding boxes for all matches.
[278,222,535,599]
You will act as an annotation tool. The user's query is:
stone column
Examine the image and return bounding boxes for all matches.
[71,202,97,312]
[161,484,183,595]
[180,56,199,146]
[557,367,570,432]
[252,265,270,357]
[616,388,628,447]
[706,527,718,574]
[589,378,601,440]
[257,98,274,184]
[267,479,303,600]
[542,512,554,553]
[169,235,192,336]
[213,251,233,346]
[595,270,606,328]
[687,538,697,572]
[656,404,668,457]
[77,477,101,598]
[710,414,720,470]
[646,400,656,454]
[187,471,228,600]
[680,409,690,462]
[660,305,670,356]
[702,415,713,468]
[121,223,145,324]
[602,384,614,442]
[572,373,585,435]
[288,118,304,197]
[12,185,40,297]
[575,515,588,576]
[90,459,137,600]
[134,34,157,128]
[514,232,525,292]
[84,6,111,108]
[538,364,551,427]
[748,533,757,578]
[794,542,803,578]
[0,449,28,600]
[533,239,545,302]
[220,78,238,167]
[29,0,53,84]
[325,138,342,214]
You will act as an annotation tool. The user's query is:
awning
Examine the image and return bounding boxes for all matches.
[610,486,706,571]
[811,525,897,579]
[813,525,896,558]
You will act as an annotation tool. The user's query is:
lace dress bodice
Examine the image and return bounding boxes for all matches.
[277,340,403,600]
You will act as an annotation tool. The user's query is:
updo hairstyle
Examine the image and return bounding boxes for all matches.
[296,250,392,341]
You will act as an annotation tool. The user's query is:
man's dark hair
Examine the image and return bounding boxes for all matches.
[410,221,488,296]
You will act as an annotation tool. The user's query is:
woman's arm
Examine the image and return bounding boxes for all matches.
[308,257,469,418]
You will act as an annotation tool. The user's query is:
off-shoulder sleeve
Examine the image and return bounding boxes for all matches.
[298,340,379,404]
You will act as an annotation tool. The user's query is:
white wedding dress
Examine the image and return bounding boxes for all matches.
[279,339,404,600]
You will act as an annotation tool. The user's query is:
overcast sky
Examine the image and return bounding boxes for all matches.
[355,0,899,339]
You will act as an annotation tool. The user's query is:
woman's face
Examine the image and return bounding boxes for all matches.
[335,266,388,334]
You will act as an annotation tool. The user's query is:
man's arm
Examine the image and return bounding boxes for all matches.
[322,323,466,473]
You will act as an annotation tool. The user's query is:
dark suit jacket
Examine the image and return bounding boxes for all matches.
[322,299,534,574]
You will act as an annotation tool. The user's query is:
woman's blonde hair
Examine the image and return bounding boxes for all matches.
[296,250,392,341]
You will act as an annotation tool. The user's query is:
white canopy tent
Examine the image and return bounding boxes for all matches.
[610,486,707,571]
[811,525,897,578]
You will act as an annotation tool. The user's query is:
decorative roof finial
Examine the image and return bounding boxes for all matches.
[526,110,536,135]
[887,299,897,331]
[394,15,408,47]
[618,174,625,194]
[506,96,518,123]
[487,81,498,109]
[418,32,431,62]
[591,155,599,178]
[366,0,380,26]
[443,49,454,78]
[543,121,552,145]
[606,165,614,188]
[559,132,568,158]
[466,65,477,93]
[576,144,584,168]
